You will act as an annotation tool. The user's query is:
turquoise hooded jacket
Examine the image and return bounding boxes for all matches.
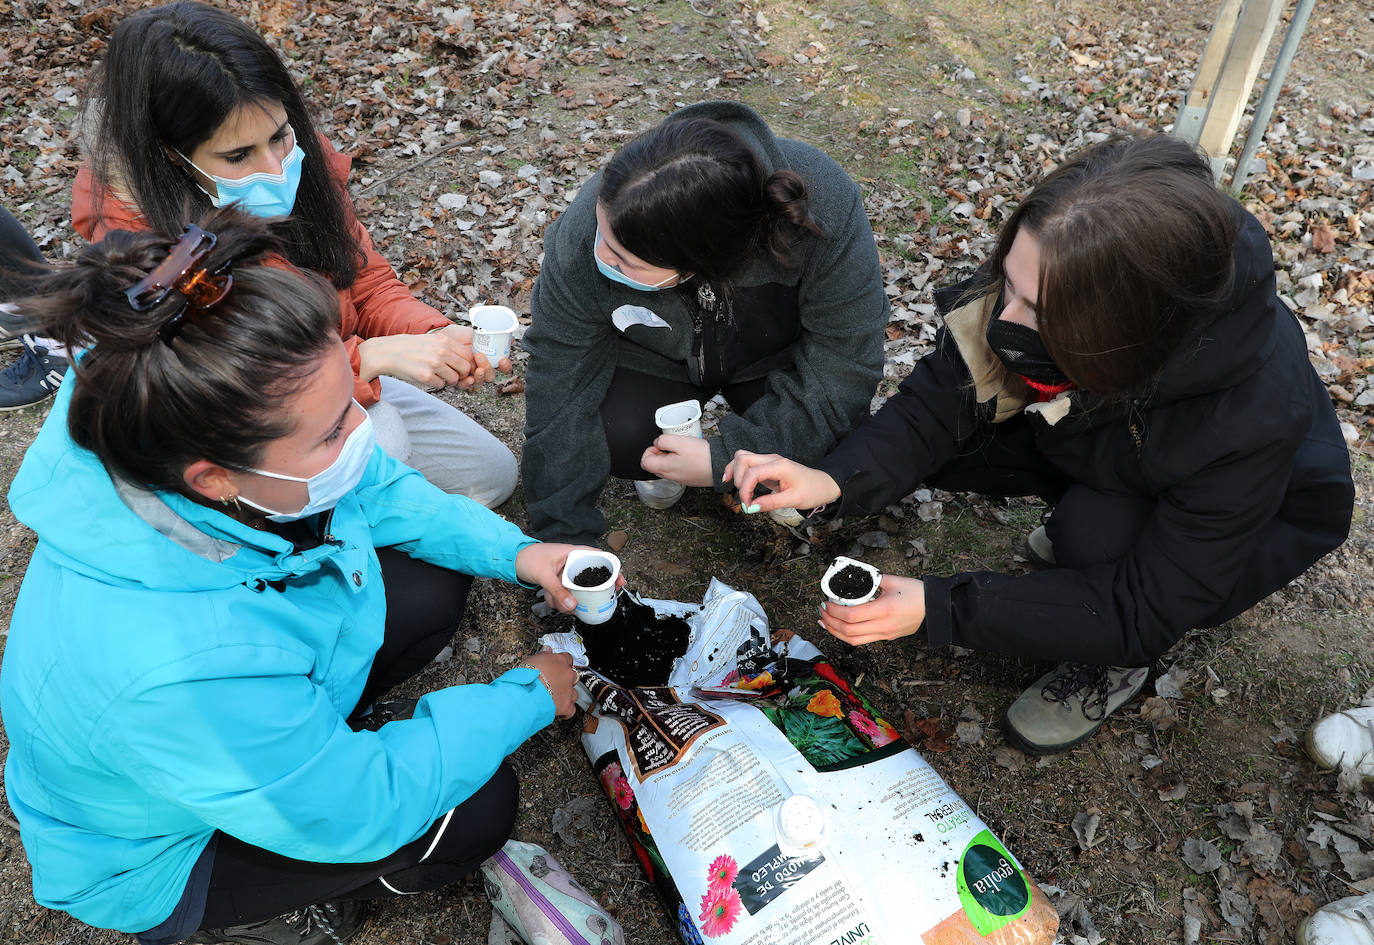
[1,380,550,933]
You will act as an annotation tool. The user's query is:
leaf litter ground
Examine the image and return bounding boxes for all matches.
[1,0,1373,943]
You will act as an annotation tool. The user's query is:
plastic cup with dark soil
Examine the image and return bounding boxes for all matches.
[560,550,622,625]
[821,556,882,606]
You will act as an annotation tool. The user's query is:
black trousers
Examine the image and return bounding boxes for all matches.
[0,205,45,301]
[926,414,1346,633]
[183,550,515,933]
[599,366,768,480]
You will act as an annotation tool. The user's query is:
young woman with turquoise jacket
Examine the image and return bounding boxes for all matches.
[0,209,592,945]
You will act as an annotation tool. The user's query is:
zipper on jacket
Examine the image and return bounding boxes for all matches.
[691,281,716,381]
[492,850,592,945]
[320,509,342,545]
[1127,400,1147,458]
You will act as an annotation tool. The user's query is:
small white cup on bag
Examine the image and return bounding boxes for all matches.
[561,550,622,625]
[654,399,703,438]
[468,304,518,363]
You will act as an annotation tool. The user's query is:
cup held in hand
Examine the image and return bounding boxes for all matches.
[561,550,622,625]
[468,304,518,362]
[654,399,703,438]
[821,555,881,606]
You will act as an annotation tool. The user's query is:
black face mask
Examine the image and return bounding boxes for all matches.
[985,316,1072,387]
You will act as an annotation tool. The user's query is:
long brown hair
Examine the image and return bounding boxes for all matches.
[19,207,341,493]
[85,2,363,288]
[988,134,1239,399]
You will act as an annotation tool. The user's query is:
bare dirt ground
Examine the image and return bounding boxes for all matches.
[1,0,1372,943]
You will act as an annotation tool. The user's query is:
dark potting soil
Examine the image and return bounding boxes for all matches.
[572,564,612,588]
[580,596,690,688]
[828,564,875,599]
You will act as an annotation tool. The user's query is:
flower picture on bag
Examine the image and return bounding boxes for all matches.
[593,756,669,884]
[697,855,744,937]
[757,662,903,770]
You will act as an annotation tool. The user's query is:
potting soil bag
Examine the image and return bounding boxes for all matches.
[544,580,1058,945]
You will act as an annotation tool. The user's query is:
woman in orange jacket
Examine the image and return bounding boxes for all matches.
[67,1,517,506]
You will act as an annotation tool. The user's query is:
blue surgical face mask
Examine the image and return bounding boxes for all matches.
[239,408,375,522]
[177,138,305,218]
[594,230,682,291]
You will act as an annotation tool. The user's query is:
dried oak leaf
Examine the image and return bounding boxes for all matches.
[497,377,525,396]
[909,716,955,753]
[1310,223,1337,254]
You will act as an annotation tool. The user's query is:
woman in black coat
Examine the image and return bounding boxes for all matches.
[727,133,1354,755]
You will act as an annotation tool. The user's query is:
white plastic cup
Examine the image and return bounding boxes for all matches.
[821,555,882,606]
[654,399,703,438]
[561,550,622,625]
[776,795,829,858]
[468,304,518,362]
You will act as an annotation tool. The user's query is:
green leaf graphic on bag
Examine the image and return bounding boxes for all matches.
[955,829,1031,935]
[774,706,866,767]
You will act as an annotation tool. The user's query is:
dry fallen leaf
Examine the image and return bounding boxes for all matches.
[1310,223,1337,254]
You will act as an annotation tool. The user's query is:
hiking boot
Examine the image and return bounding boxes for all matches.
[188,900,366,945]
[1003,663,1149,755]
[634,478,686,510]
[0,335,66,410]
[1306,706,1374,782]
[0,303,26,350]
[1297,892,1374,945]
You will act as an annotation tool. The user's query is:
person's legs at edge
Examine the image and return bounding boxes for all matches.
[0,206,68,409]
[375,375,518,508]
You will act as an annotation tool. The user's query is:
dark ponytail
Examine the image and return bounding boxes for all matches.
[21,207,341,493]
[598,115,823,282]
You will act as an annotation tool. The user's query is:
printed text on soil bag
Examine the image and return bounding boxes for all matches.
[732,843,826,915]
[589,680,725,780]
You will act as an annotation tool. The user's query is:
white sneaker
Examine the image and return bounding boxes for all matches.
[1307,706,1374,781]
[634,478,686,510]
[1298,892,1374,945]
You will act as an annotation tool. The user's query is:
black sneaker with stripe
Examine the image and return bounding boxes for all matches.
[0,335,67,410]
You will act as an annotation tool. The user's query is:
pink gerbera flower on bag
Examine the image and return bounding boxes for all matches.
[847,710,884,741]
[706,854,738,890]
[698,885,743,937]
[612,775,635,810]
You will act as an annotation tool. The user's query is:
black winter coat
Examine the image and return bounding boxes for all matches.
[816,207,1354,665]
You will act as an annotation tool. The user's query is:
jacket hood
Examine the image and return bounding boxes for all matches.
[660,100,787,176]
[1146,204,1280,403]
[8,381,342,593]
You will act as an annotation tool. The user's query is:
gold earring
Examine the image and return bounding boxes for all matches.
[220,494,242,512]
